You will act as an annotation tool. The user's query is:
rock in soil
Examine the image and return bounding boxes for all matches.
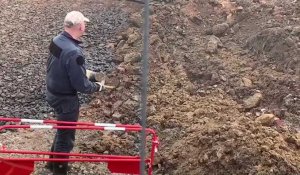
[255,113,277,126]
[243,92,263,110]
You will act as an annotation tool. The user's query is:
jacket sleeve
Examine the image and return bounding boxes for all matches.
[65,51,100,94]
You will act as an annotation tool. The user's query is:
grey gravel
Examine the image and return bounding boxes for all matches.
[0,0,129,119]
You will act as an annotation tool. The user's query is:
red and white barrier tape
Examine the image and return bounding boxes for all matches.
[0,117,136,128]
[28,125,126,131]
[21,119,44,124]
[30,125,52,129]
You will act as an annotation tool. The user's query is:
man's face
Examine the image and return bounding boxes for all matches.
[82,22,86,33]
[78,22,86,36]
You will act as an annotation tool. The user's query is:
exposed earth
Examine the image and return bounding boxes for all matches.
[0,0,299,175]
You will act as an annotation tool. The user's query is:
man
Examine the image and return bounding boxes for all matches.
[45,11,104,175]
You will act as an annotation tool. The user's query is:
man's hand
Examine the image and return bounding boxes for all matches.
[86,70,97,82]
[86,70,107,83]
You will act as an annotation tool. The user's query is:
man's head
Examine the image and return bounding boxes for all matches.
[64,11,90,39]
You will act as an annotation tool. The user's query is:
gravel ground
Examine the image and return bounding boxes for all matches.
[0,0,129,119]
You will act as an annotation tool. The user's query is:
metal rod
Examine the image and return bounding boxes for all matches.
[140,0,151,174]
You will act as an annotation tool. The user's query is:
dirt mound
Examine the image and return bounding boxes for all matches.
[112,0,300,174]
[78,132,138,156]
[162,117,300,175]
[246,27,300,74]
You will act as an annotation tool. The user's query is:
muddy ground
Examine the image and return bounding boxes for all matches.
[0,0,300,175]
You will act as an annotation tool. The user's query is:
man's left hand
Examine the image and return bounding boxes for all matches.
[86,70,97,82]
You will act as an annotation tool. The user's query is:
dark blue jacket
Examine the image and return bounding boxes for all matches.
[46,31,100,96]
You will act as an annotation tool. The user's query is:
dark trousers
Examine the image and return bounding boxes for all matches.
[46,91,79,174]
[52,110,79,153]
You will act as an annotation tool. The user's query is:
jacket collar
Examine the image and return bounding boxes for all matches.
[61,31,82,45]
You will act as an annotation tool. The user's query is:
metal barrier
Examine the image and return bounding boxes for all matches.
[0,117,159,175]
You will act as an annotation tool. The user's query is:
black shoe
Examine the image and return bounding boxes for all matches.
[46,161,71,171]
[45,162,53,172]
[53,162,69,175]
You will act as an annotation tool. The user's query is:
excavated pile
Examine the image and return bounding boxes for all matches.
[88,0,299,174]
